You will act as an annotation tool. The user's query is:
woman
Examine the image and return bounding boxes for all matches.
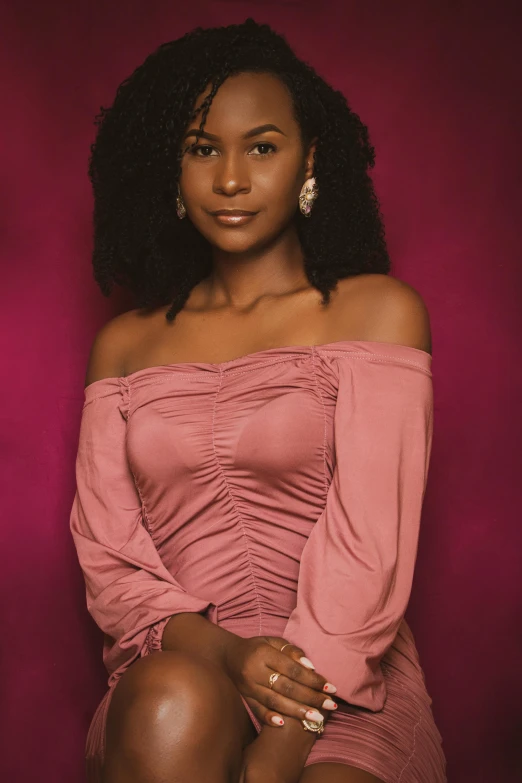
[70,17,446,783]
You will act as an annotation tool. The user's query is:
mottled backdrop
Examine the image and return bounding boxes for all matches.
[1,1,520,781]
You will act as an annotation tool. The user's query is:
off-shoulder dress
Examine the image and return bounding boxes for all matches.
[70,340,447,782]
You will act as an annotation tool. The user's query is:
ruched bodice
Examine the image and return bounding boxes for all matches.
[115,345,339,637]
[71,340,446,782]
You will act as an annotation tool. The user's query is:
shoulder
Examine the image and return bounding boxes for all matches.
[84,308,144,388]
[335,274,432,355]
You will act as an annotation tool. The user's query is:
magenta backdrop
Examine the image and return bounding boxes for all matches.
[1,1,521,781]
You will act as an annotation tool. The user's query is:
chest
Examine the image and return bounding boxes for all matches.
[124,364,337,488]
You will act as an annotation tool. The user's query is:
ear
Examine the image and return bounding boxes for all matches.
[304,137,318,179]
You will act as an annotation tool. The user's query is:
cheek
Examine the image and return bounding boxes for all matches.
[264,173,302,219]
[256,156,301,191]
[180,164,210,196]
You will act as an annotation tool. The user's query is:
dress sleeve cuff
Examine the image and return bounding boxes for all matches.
[140,616,172,657]
[284,624,387,711]
[140,601,220,659]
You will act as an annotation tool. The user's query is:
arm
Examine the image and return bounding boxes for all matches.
[70,323,223,684]
[282,288,433,711]
[69,376,221,684]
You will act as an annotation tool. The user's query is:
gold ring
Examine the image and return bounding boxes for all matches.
[280,643,293,653]
[302,717,325,734]
[268,672,281,688]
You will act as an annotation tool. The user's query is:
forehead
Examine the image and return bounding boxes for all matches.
[188,72,298,135]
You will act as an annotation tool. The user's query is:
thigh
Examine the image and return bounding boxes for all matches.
[300,762,385,783]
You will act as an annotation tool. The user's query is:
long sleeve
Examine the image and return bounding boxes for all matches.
[69,377,215,686]
[283,351,434,711]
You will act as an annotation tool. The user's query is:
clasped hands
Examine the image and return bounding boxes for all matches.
[223,635,338,782]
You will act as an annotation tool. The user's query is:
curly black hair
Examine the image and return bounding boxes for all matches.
[88,17,390,323]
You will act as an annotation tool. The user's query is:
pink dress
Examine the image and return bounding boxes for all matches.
[70,340,446,782]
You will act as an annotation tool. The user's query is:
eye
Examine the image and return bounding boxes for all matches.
[187,142,276,157]
[190,145,218,157]
[250,143,276,156]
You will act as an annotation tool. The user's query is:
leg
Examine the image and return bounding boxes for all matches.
[300,762,385,783]
[102,650,256,783]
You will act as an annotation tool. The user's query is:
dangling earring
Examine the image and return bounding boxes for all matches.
[299,177,318,217]
[176,185,186,220]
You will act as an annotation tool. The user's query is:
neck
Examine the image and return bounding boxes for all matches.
[200,225,310,310]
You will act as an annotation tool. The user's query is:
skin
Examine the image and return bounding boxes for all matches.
[91,70,432,783]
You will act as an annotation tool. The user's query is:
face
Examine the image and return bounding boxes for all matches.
[178,71,316,254]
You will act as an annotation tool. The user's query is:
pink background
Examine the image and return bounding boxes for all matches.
[1,1,520,781]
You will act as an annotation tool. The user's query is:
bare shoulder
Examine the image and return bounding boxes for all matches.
[84,308,146,388]
[335,273,432,355]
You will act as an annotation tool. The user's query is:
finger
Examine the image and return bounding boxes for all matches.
[282,643,316,671]
[244,695,286,728]
[253,685,330,725]
[265,638,338,694]
[265,646,338,694]
[266,671,338,713]
[263,636,286,647]
[263,637,310,663]
[263,636,292,653]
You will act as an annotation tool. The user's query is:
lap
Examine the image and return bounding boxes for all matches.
[98,653,387,783]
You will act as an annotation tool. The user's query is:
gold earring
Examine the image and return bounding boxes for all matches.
[299,177,318,217]
[176,185,186,220]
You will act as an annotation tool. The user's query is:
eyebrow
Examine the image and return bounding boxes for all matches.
[183,123,287,142]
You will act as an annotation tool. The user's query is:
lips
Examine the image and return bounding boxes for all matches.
[210,209,259,227]
[210,210,257,216]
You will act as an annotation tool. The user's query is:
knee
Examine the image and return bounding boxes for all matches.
[107,651,239,743]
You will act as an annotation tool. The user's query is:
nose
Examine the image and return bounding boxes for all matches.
[212,150,251,197]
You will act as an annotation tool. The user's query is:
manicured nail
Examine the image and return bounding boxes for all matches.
[271,715,284,726]
[322,699,337,710]
[299,656,316,669]
[305,709,323,722]
[323,682,337,693]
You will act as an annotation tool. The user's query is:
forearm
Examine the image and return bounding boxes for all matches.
[261,715,316,757]
[162,611,240,669]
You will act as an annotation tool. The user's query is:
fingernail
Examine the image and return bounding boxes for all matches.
[322,699,337,710]
[271,715,285,726]
[299,656,316,669]
[323,682,337,693]
[305,709,323,722]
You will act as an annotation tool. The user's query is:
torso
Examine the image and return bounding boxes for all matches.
[121,273,397,376]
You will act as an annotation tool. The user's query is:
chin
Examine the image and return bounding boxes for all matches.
[206,234,264,254]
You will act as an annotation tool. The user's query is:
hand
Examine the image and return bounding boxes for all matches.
[224,634,338,728]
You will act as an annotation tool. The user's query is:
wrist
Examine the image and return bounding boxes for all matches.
[260,715,317,762]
